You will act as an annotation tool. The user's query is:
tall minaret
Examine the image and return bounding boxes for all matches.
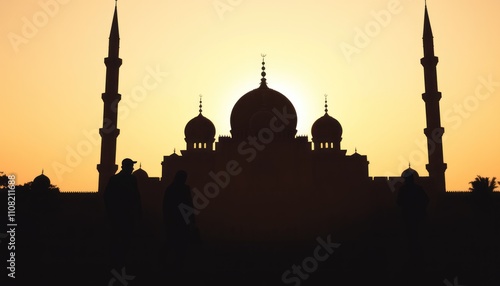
[421,3,447,193]
[97,3,122,193]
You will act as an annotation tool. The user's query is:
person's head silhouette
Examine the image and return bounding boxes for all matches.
[173,170,187,185]
[121,158,137,175]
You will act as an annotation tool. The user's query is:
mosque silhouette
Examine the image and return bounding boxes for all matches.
[93,3,446,242]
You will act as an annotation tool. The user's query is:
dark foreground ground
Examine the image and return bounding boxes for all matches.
[3,193,500,286]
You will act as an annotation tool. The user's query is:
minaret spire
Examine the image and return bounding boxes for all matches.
[423,2,434,57]
[108,4,120,57]
[420,3,447,193]
[97,4,123,193]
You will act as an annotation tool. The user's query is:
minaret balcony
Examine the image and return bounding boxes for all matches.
[422,91,442,101]
[420,56,438,66]
[104,57,122,67]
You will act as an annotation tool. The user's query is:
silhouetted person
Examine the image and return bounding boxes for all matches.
[104,158,142,269]
[162,170,198,271]
[397,169,429,263]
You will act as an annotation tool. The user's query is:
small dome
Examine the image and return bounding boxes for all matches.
[311,113,342,142]
[133,167,149,181]
[32,172,51,191]
[184,113,216,142]
[401,167,419,179]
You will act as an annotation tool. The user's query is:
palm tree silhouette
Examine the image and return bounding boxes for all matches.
[469,175,497,215]
[469,175,498,194]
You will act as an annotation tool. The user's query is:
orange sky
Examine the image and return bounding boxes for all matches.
[1,1,499,192]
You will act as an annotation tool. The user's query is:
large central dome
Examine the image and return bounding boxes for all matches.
[230,83,298,139]
[230,59,297,139]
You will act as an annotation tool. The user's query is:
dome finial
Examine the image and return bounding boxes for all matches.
[324,94,329,114]
[173,148,176,154]
[199,94,203,114]
[42,169,44,175]
[260,54,267,86]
